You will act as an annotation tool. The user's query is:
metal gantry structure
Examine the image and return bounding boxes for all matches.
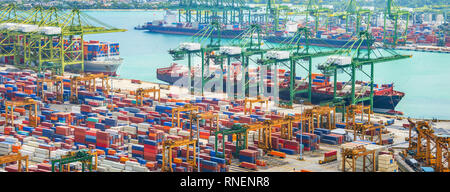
[257,27,339,107]
[50,149,98,172]
[0,153,29,172]
[69,73,111,104]
[407,119,449,172]
[150,0,257,25]
[0,4,126,75]
[382,0,411,46]
[318,30,411,110]
[135,87,161,106]
[5,97,38,128]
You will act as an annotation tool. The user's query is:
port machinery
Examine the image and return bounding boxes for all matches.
[50,149,98,172]
[4,97,38,128]
[135,87,161,107]
[317,30,411,110]
[0,4,126,75]
[406,119,449,172]
[69,73,111,104]
[0,152,29,172]
[161,139,198,172]
[188,111,220,137]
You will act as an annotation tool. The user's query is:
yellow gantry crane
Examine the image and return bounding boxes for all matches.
[37,75,64,103]
[354,123,386,145]
[70,73,110,103]
[341,145,376,172]
[0,153,29,172]
[161,139,197,172]
[244,96,269,115]
[346,104,371,134]
[189,111,219,138]
[171,104,199,128]
[5,97,38,127]
[135,87,161,106]
[243,122,273,153]
[407,119,450,172]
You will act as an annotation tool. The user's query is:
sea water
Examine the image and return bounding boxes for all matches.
[83,10,450,119]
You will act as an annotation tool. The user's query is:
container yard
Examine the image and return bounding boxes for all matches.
[0,0,449,177]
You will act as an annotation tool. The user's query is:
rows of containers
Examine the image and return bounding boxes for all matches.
[0,70,371,172]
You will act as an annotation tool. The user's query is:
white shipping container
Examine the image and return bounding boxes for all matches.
[266,51,290,59]
[327,55,352,65]
[179,42,201,51]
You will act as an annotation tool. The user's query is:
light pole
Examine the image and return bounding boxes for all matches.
[298,99,304,161]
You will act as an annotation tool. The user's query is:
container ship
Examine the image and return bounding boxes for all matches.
[136,11,364,48]
[65,40,123,76]
[156,63,404,115]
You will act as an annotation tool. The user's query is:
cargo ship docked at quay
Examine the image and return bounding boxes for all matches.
[157,63,404,115]
[135,11,367,49]
[65,40,123,76]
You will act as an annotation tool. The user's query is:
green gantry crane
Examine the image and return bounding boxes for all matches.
[256,27,339,108]
[317,30,412,111]
[150,0,256,25]
[51,149,97,172]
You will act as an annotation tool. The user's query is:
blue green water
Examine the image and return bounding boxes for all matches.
[83,10,450,120]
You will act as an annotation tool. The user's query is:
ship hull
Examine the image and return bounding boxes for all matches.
[157,72,402,110]
[278,89,402,110]
[141,25,360,48]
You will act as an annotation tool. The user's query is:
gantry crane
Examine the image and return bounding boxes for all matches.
[318,31,412,110]
[244,121,273,153]
[243,96,268,115]
[171,104,199,128]
[188,111,219,139]
[149,0,256,26]
[214,123,248,158]
[407,119,450,172]
[257,27,339,107]
[383,0,411,46]
[161,139,197,172]
[341,144,376,172]
[5,97,38,128]
[311,105,336,130]
[0,5,126,74]
[135,87,161,106]
[69,73,110,104]
[168,21,222,96]
[51,149,97,172]
[346,104,371,137]
[0,153,29,172]
[36,75,64,103]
